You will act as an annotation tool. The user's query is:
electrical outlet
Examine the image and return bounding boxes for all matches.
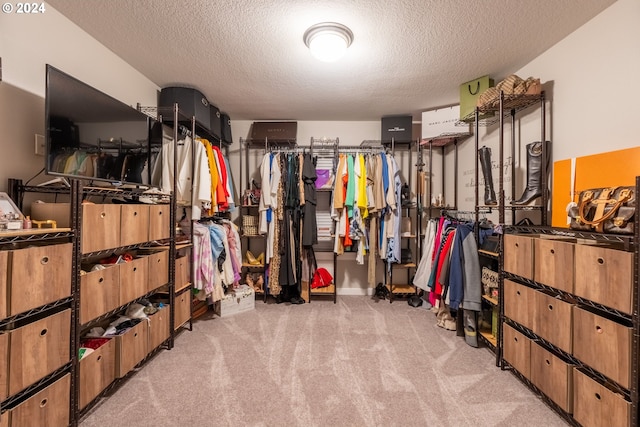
[35,134,45,156]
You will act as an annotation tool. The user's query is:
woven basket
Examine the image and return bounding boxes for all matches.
[242,215,258,236]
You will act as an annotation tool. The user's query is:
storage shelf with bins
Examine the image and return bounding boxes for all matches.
[0,225,75,427]
[500,185,639,427]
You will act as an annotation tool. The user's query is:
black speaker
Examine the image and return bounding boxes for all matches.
[209,104,222,140]
[159,87,211,133]
[221,113,232,145]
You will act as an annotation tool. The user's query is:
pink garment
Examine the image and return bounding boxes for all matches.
[224,223,242,283]
[193,223,215,295]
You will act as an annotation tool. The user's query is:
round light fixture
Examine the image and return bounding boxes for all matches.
[303,22,354,62]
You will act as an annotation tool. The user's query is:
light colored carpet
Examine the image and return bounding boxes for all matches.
[79,296,567,427]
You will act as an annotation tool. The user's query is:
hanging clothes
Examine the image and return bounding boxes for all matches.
[302,152,318,247]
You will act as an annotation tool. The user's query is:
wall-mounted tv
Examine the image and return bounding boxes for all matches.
[45,65,160,186]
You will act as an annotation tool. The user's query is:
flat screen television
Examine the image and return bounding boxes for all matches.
[45,64,160,187]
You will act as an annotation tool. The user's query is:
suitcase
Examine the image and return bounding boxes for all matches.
[159,87,211,134]
[221,113,232,145]
[250,121,297,144]
[209,104,222,140]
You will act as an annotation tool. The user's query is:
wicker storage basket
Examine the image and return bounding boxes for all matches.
[242,215,258,236]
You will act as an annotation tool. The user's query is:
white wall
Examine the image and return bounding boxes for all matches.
[230,120,392,295]
[0,3,159,193]
[446,0,640,218]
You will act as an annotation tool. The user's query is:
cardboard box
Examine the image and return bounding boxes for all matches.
[30,202,70,228]
[381,115,412,143]
[214,285,255,317]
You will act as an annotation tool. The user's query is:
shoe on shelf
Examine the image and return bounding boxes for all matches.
[246,250,262,265]
[254,275,264,292]
[256,252,264,264]
[245,274,255,288]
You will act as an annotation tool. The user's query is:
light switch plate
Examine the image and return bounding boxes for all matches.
[35,134,45,156]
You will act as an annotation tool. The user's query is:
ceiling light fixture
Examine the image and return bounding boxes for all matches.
[303,22,354,62]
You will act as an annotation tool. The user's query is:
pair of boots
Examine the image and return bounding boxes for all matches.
[478,141,549,206]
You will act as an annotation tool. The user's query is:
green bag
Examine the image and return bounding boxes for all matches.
[459,75,494,122]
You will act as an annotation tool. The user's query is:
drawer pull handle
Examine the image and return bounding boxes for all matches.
[514,337,518,343]
[99,277,104,283]
[97,355,102,362]
[40,328,48,336]
[597,257,604,265]
[41,256,49,265]
[550,249,555,254]
[159,211,163,216]
[595,393,601,400]
[548,304,553,311]
[515,243,519,248]
[134,332,138,337]
[133,267,137,272]
[596,325,603,334]
[39,398,48,408]
[101,212,106,218]
[134,211,138,216]
[545,359,550,365]
[516,291,521,296]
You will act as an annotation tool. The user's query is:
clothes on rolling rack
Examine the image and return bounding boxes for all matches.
[154,127,235,220]
[190,218,242,303]
[412,216,492,339]
[330,151,400,268]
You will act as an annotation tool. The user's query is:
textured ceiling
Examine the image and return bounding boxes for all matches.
[48,0,615,121]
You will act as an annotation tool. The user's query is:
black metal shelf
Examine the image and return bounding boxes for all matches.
[81,244,150,259]
[505,317,632,400]
[459,93,544,126]
[0,362,72,410]
[0,230,73,245]
[503,271,633,324]
[504,362,582,427]
[504,225,634,248]
[0,297,73,330]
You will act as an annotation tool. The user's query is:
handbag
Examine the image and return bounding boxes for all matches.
[315,169,334,189]
[568,186,635,234]
[401,248,412,264]
[311,267,333,289]
[459,75,494,121]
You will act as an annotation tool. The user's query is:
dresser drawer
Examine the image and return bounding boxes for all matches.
[8,373,70,427]
[147,250,169,292]
[503,234,535,279]
[530,342,573,413]
[534,290,573,354]
[148,305,170,352]
[175,255,190,290]
[79,338,115,409]
[574,244,633,315]
[8,243,72,316]
[148,204,170,241]
[9,309,71,396]
[82,204,121,254]
[503,323,531,379]
[115,320,148,378]
[80,264,120,324]
[119,257,149,305]
[534,238,574,293]
[572,306,631,388]
[0,332,7,402]
[503,279,536,330]
[573,368,630,427]
[0,410,7,427]
[0,251,7,319]
[174,291,191,331]
[120,205,149,246]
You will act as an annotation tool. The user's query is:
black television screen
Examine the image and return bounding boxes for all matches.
[45,65,160,186]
